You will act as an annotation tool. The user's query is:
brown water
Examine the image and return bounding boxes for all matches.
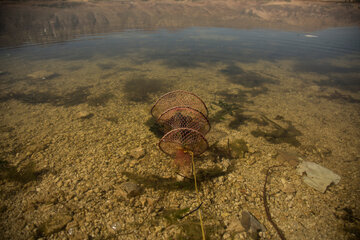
[0,1,360,240]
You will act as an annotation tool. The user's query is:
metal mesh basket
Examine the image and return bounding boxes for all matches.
[151,90,208,119]
[152,90,210,177]
[159,128,208,157]
[157,106,211,135]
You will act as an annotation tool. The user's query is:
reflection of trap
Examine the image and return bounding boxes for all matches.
[151,90,211,177]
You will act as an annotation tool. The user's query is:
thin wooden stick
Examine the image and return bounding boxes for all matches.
[263,166,286,240]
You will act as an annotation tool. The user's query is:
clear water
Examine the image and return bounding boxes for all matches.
[1,4,360,240]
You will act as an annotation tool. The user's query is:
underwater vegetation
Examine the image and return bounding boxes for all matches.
[251,115,302,147]
[229,139,249,158]
[293,61,352,74]
[320,90,360,104]
[122,166,229,191]
[0,87,115,107]
[211,88,268,129]
[0,87,90,107]
[87,93,114,106]
[293,61,360,92]
[0,159,47,183]
[220,64,277,88]
[159,207,225,240]
[317,73,360,92]
[97,62,116,70]
[123,75,170,102]
[210,99,266,130]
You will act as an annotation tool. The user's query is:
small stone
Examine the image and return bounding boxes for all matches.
[227,218,245,233]
[39,214,72,236]
[276,151,300,167]
[282,183,296,194]
[111,222,121,232]
[77,111,93,119]
[27,70,57,80]
[129,147,146,159]
[240,211,266,238]
[56,181,63,188]
[223,232,231,239]
[118,181,142,198]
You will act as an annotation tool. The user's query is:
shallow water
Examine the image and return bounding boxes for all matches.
[1,2,360,240]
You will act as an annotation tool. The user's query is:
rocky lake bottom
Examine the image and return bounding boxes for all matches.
[0,1,360,239]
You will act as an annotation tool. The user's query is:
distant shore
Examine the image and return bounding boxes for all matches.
[1,0,359,47]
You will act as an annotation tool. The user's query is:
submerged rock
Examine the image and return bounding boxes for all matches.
[77,111,93,119]
[276,151,300,167]
[38,213,72,236]
[27,70,58,80]
[129,147,146,159]
[240,211,266,239]
[118,181,142,198]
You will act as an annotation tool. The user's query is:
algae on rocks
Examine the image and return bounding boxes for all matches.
[229,139,248,158]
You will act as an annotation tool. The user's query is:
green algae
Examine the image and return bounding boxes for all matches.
[123,75,170,102]
[251,115,302,147]
[229,139,248,158]
[220,64,277,87]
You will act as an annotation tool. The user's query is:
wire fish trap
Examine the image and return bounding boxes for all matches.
[152,90,210,178]
[151,90,209,119]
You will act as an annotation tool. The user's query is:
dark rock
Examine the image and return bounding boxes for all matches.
[276,151,300,167]
[241,211,266,239]
[118,181,142,198]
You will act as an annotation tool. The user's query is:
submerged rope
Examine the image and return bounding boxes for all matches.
[186,150,206,240]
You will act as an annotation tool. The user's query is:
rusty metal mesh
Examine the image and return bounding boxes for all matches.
[157,107,210,136]
[152,90,210,157]
[159,128,208,157]
[151,90,208,119]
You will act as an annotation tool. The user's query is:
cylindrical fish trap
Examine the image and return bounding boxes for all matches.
[151,90,210,178]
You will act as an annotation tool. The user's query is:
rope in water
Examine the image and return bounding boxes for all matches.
[186,150,206,240]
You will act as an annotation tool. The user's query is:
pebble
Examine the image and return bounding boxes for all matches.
[77,111,93,119]
[39,214,72,236]
[27,70,57,80]
[276,151,300,167]
[227,218,245,233]
[282,183,296,194]
[129,146,146,159]
[118,181,142,198]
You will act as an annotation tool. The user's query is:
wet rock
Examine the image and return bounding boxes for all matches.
[77,111,93,119]
[240,211,266,239]
[229,139,248,158]
[129,146,146,159]
[27,70,57,80]
[118,181,142,198]
[227,218,245,233]
[38,213,72,236]
[282,183,296,194]
[297,161,341,193]
[276,151,299,167]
